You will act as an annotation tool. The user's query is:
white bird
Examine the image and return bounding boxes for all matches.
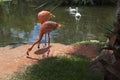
[75,10,81,21]
[69,7,78,15]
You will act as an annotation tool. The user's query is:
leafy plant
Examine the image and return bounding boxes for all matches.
[10,56,102,80]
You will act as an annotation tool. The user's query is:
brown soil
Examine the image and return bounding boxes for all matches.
[0,43,100,80]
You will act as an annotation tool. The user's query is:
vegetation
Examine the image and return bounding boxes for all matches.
[10,56,102,80]
[73,40,106,52]
[0,0,11,2]
[60,0,117,6]
[73,40,105,45]
[0,0,117,6]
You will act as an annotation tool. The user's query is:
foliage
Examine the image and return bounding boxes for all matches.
[73,40,106,52]
[10,56,102,80]
[33,0,117,6]
[0,0,116,6]
[0,0,11,2]
[100,24,113,38]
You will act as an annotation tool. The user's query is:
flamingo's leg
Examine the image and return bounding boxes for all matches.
[38,33,41,49]
[27,39,41,56]
[37,33,44,49]
[48,33,50,46]
[45,34,47,46]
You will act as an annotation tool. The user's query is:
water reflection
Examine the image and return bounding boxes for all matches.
[0,1,36,46]
[52,6,115,44]
[0,1,116,46]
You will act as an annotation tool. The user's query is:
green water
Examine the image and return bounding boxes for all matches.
[0,1,116,46]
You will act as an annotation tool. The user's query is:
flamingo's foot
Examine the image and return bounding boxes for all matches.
[26,48,32,57]
[42,44,46,48]
[42,53,48,58]
[26,51,29,58]
[38,45,40,49]
[45,43,47,46]
[42,49,50,58]
[38,43,46,49]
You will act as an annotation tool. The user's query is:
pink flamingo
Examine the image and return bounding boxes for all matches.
[27,21,62,56]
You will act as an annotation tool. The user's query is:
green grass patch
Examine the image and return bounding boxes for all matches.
[73,40,106,46]
[10,56,102,80]
[73,40,106,52]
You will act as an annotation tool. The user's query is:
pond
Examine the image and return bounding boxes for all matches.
[0,1,116,47]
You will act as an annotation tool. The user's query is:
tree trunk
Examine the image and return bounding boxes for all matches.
[91,0,120,80]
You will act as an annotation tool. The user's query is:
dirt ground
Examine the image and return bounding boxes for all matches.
[0,43,100,80]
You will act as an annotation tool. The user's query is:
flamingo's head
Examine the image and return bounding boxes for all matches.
[38,11,55,24]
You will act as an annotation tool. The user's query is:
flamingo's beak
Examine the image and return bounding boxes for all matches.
[57,23,64,27]
[51,14,55,18]
[52,15,55,18]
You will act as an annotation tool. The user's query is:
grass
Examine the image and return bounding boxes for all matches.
[73,40,106,52]
[10,56,102,80]
[73,40,106,46]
